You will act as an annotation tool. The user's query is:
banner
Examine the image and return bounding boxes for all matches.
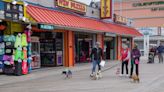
[101,0,112,19]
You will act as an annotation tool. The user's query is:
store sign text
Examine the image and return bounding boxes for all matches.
[38,24,54,30]
[133,1,164,7]
[151,7,164,11]
[56,0,86,13]
[113,14,132,26]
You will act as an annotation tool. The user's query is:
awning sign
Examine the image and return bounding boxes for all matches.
[56,0,87,13]
[38,24,54,30]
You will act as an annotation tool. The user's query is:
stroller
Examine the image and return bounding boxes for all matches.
[147,52,155,63]
[147,46,157,64]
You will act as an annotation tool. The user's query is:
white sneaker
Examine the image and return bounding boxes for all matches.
[126,74,129,77]
[90,73,94,77]
[119,74,123,77]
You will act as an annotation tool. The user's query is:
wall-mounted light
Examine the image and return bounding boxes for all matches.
[12,0,17,5]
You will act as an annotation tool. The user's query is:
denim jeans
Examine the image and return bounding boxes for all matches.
[92,60,101,74]
[158,53,164,63]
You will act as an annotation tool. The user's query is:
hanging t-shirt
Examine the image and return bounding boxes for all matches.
[21,33,28,47]
[14,34,22,48]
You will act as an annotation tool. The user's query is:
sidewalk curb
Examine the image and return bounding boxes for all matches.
[0,61,120,86]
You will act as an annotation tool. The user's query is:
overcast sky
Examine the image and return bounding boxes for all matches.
[76,0,100,5]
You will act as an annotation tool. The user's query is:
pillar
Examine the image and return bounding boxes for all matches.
[131,37,134,50]
[117,36,122,60]
[97,34,104,50]
[64,31,75,67]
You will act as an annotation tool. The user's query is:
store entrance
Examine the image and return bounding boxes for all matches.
[104,37,116,60]
[75,33,93,63]
[31,32,63,67]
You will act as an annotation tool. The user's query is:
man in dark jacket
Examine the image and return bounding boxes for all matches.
[157,43,164,63]
[90,42,104,77]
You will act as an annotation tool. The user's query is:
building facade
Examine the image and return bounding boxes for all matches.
[0,0,141,72]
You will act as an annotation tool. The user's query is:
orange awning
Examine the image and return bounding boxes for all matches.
[27,5,142,37]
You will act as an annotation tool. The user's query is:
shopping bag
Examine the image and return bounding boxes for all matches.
[135,59,139,64]
[100,60,105,67]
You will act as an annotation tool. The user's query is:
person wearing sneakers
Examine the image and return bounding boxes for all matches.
[130,44,141,78]
[120,44,130,77]
[90,42,104,77]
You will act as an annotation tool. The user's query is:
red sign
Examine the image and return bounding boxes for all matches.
[56,0,87,13]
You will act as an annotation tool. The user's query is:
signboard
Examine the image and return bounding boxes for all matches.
[105,32,116,37]
[0,1,4,19]
[132,1,164,12]
[4,2,24,22]
[38,24,54,30]
[100,0,112,19]
[56,0,87,13]
[133,1,164,7]
[113,14,133,26]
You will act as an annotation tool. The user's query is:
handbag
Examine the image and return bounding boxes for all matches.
[135,59,139,64]
[100,60,106,67]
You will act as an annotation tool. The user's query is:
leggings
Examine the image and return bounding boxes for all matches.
[130,59,139,76]
[121,61,129,75]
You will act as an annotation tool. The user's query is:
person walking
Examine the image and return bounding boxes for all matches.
[90,42,104,77]
[157,43,164,63]
[120,44,130,76]
[130,44,141,78]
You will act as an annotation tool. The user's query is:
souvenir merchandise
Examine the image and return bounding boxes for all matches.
[14,33,22,48]
[0,48,5,55]
[22,47,27,59]
[5,48,13,55]
[27,57,32,72]
[0,42,5,55]
[1,29,31,76]
[21,33,28,47]
[5,42,15,48]
[14,59,22,76]
[0,61,4,69]
[0,55,3,60]
[3,65,14,75]
[14,47,22,61]
[3,55,13,61]
[27,43,32,56]
[22,60,28,75]
[0,42,5,48]
[24,29,31,42]
[3,35,16,42]
[0,36,3,42]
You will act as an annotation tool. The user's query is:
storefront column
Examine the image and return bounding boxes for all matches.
[131,37,134,50]
[97,34,104,50]
[64,31,75,67]
[117,36,122,60]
